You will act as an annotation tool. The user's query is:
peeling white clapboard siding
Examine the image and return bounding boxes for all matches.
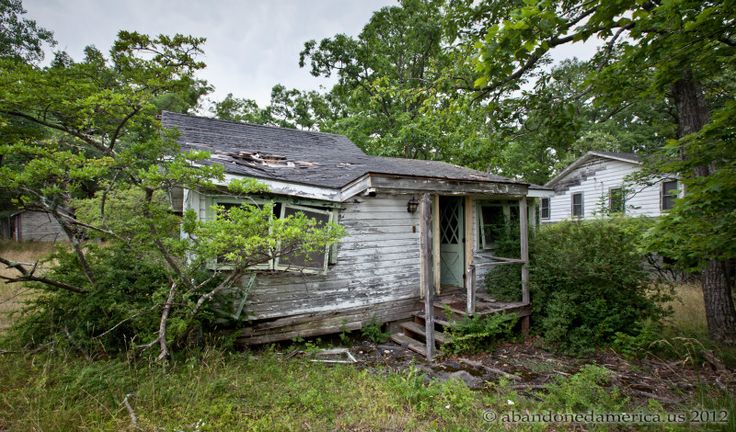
[545,157,672,223]
[184,190,422,320]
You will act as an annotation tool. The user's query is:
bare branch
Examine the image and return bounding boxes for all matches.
[122,394,140,431]
[135,282,177,361]
[0,256,87,294]
[191,270,241,315]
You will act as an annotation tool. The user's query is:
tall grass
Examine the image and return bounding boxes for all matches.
[0,241,56,332]
[664,283,708,339]
[0,349,488,431]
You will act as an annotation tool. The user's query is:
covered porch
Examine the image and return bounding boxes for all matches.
[390,191,533,360]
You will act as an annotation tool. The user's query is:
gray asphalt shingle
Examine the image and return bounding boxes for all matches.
[162,111,523,189]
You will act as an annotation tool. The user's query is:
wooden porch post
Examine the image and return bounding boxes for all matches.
[420,193,435,360]
[519,197,530,336]
[464,196,475,314]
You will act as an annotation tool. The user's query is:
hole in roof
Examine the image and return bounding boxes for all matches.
[218,151,318,168]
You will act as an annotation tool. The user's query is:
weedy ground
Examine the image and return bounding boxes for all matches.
[0,241,734,431]
[0,241,55,332]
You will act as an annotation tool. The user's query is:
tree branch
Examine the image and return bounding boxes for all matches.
[191,270,241,316]
[0,256,87,294]
[142,188,193,290]
[109,105,141,151]
[1,110,113,155]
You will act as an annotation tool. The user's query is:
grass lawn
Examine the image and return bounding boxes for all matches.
[0,241,55,333]
[0,241,734,431]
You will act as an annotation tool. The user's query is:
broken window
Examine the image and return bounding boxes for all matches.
[212,198,336,274]
[477,202,521,250]
[275,204,332,273]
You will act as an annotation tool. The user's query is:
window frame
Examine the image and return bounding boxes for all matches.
[274,203,334,274]
[476,201,520,250]
[661,179,678,211]
[540,198,550,220]
[571,192,584,218]
[211,199,274,271]
[608,187,625,214]
[209,197,337,274]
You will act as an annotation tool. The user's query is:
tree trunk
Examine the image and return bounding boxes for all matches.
[672,68,736,345]
[702,260,736,345]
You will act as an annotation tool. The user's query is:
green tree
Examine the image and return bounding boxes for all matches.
[211,84,342,130]
[474,0,736,344]
[0,0,55,62]
[0,29,342,359]
[299,0,486,161]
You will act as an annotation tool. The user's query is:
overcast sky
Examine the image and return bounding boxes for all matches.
[24,0,598,107]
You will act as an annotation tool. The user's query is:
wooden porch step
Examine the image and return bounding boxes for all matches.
[413,312,451,329]
[390,332,426,357]
[433,301,467,317]
[400,321,449,345]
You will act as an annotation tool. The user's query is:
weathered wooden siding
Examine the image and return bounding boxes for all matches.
[245,193,421,319]
[545,157,670,223]
[14,211,65,242]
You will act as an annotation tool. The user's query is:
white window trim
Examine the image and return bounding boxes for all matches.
[274,203,333,274]
[540,197,550,220]
[209,198,336,274]
[571,192,584,218]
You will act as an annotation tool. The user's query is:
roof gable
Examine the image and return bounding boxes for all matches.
[545,151,641,188]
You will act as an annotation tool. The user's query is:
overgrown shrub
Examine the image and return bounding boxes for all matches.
[4,243,228,356]
[531,219,669,355]
[361,316,389,343]
[5,244,170,354]
[444,313,518,354]
[483,228,523,302]
[539,365,627,413]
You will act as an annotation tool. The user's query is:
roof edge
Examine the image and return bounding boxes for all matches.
[545,151,641,187]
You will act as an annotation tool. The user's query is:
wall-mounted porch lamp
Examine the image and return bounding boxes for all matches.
[407,195,419,213]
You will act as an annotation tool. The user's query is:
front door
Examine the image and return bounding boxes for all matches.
[439,196,464,288]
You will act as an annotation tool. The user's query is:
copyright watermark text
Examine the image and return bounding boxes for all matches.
[482,409,730,425]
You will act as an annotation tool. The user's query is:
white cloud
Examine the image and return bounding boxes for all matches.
[24,0,396,105]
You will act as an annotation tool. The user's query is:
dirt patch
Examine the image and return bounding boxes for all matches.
[340,338,736,408]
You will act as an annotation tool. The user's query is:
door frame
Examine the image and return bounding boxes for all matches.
[435,195,467,290]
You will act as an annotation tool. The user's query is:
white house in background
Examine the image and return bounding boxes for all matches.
[541,151,679,223]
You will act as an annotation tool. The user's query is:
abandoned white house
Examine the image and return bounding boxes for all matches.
[541,151,680,223]
[163,111,546,357]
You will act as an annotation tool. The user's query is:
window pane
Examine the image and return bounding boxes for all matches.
[662,180,678,210]
[541,198,550,219]
[572,193,583,217]
[279,206,330,270]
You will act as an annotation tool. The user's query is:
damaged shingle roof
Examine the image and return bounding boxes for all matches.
[162,111,523,189]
